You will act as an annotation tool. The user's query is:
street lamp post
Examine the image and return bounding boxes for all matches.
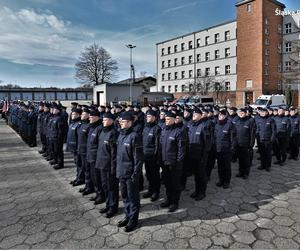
[126,44,136,104]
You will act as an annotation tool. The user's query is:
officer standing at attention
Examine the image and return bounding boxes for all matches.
[116,112,144,232]
[67,108,83,186]
[27,105,38,147]
[214,109,237,188]
[289,107,300,160]
[257,108,276,171]
[96,112,119,218]
[159,111,186,212]
[49,103,65,170]
[142,109,161,202]
[85,109,105,205]
[235,108,255,179]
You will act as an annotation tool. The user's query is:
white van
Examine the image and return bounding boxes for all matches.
[250,95,286,109]
[186,95,214,106]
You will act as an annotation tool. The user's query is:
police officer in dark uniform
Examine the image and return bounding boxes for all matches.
[96,112,119,218]
[67,108,83,186]
[159,111,186,212]
[274,107,290,166]
[235,108,255,179]
[49,103,65,169]
[142,109,161,201]
[228,107,238,163]
[289,108,300,160]
[257,108,276,171]
[116,112,144,232]
[84,109,105,205]
[27,105,37,147]
[214,109,237,188]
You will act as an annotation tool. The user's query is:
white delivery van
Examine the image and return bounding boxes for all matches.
[250,94,286,109]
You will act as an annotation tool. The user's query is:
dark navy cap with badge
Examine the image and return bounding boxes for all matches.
[89,109,100,116]
[103,112,116,120]
[146,109,157,117]
[165,111,176,118]
[120,111,134,121]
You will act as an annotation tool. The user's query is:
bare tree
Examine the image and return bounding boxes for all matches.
[184,75,216,95]
[75,43,118,86]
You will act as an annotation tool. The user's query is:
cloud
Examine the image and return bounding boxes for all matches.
[163,1,199,14]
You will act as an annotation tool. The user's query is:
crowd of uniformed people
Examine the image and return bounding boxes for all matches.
[4,100,300,232]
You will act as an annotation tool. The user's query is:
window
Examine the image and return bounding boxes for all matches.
[265,28,269,35]
[189,70,193,78]
[205,36,209,45]
[162,61,165,68]
[265,18,269,25]
[188,41,193,49]
[278,24,282,34]
[197,68,201,77]
[181,85,185,92]
[225,65,231,74]
[197,54,201,62]
[205,67,210,76]
[246,79,253,88]
[168,85,171,92]
[225,82,230,91]
[265,57,269,66]
[265,68,269,75]
[285,23,292,34]
[278,63,282,73]
[162,73,165,81]
[285,61,291,71]
[205,52,210,61]
[215,66,220,75]
[265,38,270,45]
[197,38,200,47]
[174,85,178,92]
[225,48,230,58]
[174,58,178,66]
[265,48,269,55]
[174,72,178,80]
[174,45,177,53]
[161,48,164,56]
[215,33,220,43]
[168,73,171,80]
[215,50,220,59]
[181,71,185,79]
[225,31,230,41]
[189,55,193,64]
[286,42,291,52]
[162,86,165,92]
[277,80,282,90]
[167,60,171,67]
[168,46,171,54]
[278,44,282,53]
[181,43,185,51]
[247,3,252,12]
[181,57,185,65]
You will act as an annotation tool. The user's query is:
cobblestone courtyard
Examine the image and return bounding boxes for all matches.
[1,119,300,249]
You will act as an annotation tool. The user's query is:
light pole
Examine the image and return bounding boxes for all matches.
[126,44,136,104]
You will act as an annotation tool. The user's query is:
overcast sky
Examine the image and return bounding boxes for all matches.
[0,0,298,88]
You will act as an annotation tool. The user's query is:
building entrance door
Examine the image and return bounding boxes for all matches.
[245,92,253,105]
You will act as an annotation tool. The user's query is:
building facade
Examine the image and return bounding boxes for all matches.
[156,0,300,106]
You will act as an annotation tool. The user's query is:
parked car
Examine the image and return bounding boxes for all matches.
[186,95,214,106]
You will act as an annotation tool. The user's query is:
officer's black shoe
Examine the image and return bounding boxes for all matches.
[82,189,94,196]
[143,192,152,198]
[100,207,109,214]
[280,162,285,166]
[236,173,243,178]
[223,183,230,189]
[242,175,249,180]
[160,200,170,208]
[216,182,223,187]
[79,187,87,193]
[49,160,57,165]
[90,196,97,201]
[70,180,76,185]
[168,204,178,212]
[42,153,48,157]
[257,166,264,170]
[53,165,63,170]
[94,197,105,205]
[294,157,299,161]
[139,185,144,192]
[195,194,206,201]
[151,193,159,202]
[190,192,197,198]
[38,150,45,154]
[106,210,117,218]
[117,218,129,227]
[73,181,84,186]
[46,157,52,161]
[266,168,271,172]
[274,161,281,165]
[124,222,137,233]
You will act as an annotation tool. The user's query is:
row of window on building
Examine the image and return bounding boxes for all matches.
[161,82,231,93]
[162,48,233,68]
[161,30,233,56]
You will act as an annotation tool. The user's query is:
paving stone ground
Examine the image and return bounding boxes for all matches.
[1,119,300,249]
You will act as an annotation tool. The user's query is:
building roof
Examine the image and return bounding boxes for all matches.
[235,0,285,8]
[0,87,92,92]
[156,19,236,45]
[117,76,156,85]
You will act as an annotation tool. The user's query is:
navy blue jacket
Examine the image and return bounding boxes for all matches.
[274,115,290,137]
[95,124,119,173]
[160,124,186,166]
[188,120,206,159]
[257,115,276,142]
[214,119,237,153]
[289,115,300,137]
[86,120,103,163]
[77,120,90,155]
[235,116,255,148]
[116,127,144,179]
[143,122,161,160]
[66,118,81,153]
[48,114,65,143]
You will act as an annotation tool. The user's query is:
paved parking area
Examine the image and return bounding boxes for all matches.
[1,119,300,249]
